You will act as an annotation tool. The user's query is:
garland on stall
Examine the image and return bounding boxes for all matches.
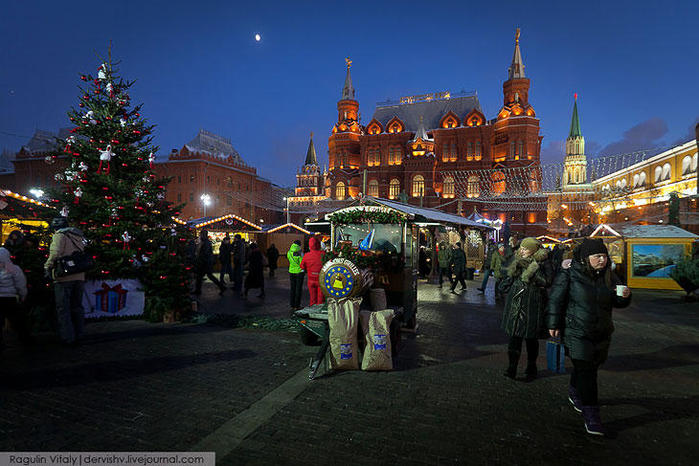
[322,242,389,270]
[329,209,405,225]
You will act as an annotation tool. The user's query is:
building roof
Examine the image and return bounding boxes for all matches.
[569,96,582,139]
[619,225,698,239]
[184,129,247,165]
[21,128,72,155]
[372,93,482,132]
[304,133,318,166]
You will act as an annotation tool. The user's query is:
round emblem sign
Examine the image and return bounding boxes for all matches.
[323,265,355,299]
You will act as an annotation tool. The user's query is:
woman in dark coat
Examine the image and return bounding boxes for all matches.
[244,243,265,298]
[546,238,631,436]
[266,244,280,278]
[501,237,553,381]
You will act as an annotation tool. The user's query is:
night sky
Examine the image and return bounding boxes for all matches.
[1,0,697,186]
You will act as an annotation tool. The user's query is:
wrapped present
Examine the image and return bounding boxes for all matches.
[94,282,129,314]
[546,338,566,374]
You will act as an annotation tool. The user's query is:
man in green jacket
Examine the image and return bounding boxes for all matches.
[287,240,304,311]
[437,241,453,288]
[450,242,467,293]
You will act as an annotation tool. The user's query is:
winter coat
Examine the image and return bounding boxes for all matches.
[195,238,215,273]
[232,239,246,266]
[546,259,631,363]
[219,240,232,265]
[266,246,280,270]
[437,244,452,269]
[45,227,87,283]
[300,237,323,284]
[501,248,553,339]
[483,245,496,271]
[450,248,466,274]
[245,248,264,289]
[287,243,303,274]
[491,251,506,280]
[0,247,27,300]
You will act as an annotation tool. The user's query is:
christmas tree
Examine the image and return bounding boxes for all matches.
[48,55,191,321]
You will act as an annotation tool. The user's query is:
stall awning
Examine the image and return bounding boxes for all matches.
[325,197,493,230]
[187,213,262,230]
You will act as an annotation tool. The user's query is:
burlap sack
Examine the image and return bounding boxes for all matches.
[370,288,387,311]
[361,309,394,371]
[328,299,360,370]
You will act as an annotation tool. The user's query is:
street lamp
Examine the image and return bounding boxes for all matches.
[283,196,290,224]
[200,193,211,217]
[29,188,44,199]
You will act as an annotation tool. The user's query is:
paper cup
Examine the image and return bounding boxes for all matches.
[616,285,627,297]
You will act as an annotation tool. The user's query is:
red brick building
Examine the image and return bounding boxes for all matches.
[154,129,282,224]
[326,30,547,236]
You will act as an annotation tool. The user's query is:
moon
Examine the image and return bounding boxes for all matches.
[254,33,261,42]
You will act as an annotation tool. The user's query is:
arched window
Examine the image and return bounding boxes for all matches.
[573,168,579,184]
[692,154,698,171]
[633,173,640,188]
[467,175,480,198]
[336,181,346,200]
[517,141,524,159]
[367,179,379,197]
[443,176,455,198]
[562,171,569,186]
[529,171,540,192]
[475,140,482,160]
[662,162,671,181]
[467,142,473,161]
[450,143,457,162]
[412,175,425,197]
[389,146,401,165]
[491,171,506,196]
[682,155,693,175]
[389,179,400,199]
[442,143,449,162]
[654,166,663,183]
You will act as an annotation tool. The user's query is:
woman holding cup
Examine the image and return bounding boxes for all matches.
[546,238,631,436]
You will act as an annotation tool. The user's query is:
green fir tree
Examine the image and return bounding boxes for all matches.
[48,57,191,320]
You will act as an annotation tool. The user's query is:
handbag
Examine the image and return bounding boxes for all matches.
[546,338,566,374]
[55,232,93,277]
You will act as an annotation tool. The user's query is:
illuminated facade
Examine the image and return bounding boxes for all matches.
[326,30,547,235]
[287,133,329,224]
[591,139,697,230]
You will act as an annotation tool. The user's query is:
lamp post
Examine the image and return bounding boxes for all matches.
[200,193,211,217]
[283,197,290,224]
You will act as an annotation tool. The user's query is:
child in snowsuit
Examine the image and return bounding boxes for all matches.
[300,237,324,306]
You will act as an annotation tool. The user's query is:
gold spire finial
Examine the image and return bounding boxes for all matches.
[515,28,520,44]
[345,57,352,69]
[310,131,314,139]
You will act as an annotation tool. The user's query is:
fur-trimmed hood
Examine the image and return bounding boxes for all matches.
[505,247,550,284]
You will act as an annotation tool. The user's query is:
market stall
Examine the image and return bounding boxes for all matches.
[590,224,698,290]
[187,213,263,254]
[258,223,316,268]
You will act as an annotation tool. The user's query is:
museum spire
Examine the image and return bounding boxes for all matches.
[341,57,355,100]
[508,28,526,80]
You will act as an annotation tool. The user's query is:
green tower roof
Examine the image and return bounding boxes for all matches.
[304,132,317,166]
[569,95,582,138]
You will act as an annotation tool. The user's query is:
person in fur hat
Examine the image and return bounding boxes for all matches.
[546,238,631,437]
[501,237,553,381]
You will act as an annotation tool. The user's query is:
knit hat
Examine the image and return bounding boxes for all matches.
[519,237,541,254]
[578,238,608,258]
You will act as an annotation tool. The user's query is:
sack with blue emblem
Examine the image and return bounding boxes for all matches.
[546,337,566,374]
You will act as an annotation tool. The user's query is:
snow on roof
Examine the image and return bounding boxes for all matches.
[185,129,247,165]
[21,128,72,154]
[372,94,482,132]
[618,225,698,239]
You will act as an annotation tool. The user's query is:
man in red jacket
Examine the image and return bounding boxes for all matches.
[300,237,324,305]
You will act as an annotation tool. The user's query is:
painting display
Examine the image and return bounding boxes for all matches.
[631,244,686,278]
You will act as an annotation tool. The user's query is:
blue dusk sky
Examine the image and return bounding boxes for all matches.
[1,0,697,186]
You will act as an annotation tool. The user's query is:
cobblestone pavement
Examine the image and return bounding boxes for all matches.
[1,272,698,465]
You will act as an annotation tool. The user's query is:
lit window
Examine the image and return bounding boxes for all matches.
[467,175,480,198]
[529,171,540,192]
[389,147,401,165]
[368,179,379,197]
[491,171,506,196]
[682,155,693,175]
[389,179,400,199]
[475,141,482,160]
[654,166,663,183]
[662,163,671,181]
[443,176,455,198]
[412,175,425,197]
[510,142,515,157]
[467,142,473,161]
[336,182,346,200]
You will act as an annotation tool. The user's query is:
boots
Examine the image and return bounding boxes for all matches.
[581,405,606,436]
[568,386,583,413]
[503,351,520,379]
[525,360,538,381]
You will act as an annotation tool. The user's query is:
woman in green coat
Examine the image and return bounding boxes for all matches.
[546,238,631,436]
[501,237,553,380]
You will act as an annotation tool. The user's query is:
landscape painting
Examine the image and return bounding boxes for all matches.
[631,243,686,278]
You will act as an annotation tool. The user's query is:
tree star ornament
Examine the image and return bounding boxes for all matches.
[97,145,114,174]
